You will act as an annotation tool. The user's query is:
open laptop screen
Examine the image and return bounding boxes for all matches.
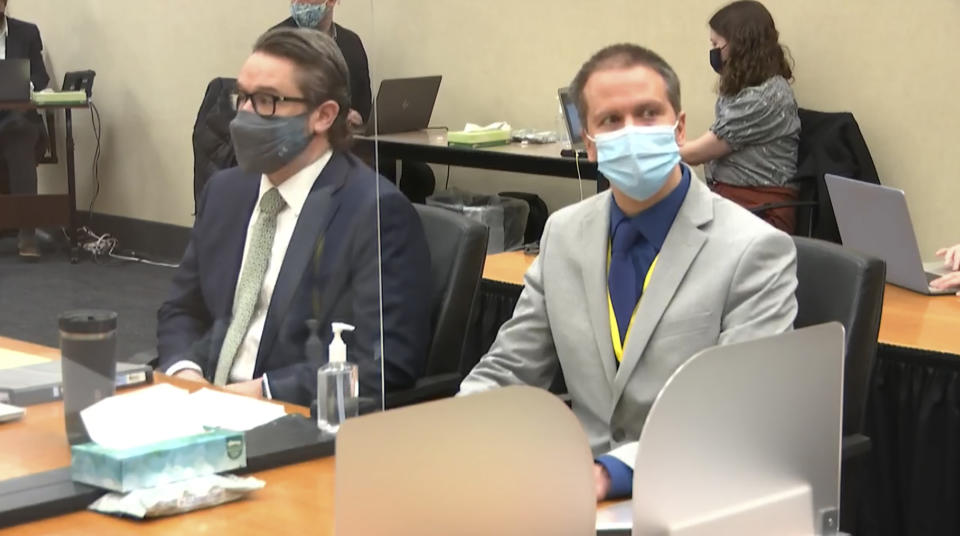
[558,87,584,147]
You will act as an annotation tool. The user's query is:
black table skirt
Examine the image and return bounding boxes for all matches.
[471,279,960,536]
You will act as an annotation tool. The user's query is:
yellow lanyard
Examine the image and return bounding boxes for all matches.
[607,245,658,363]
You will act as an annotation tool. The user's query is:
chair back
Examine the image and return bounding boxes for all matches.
[792,237,886,436]
[415,204,489,377]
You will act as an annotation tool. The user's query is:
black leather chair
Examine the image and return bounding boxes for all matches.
[752,109,880,240]
[792,237,885,531]
[384,205,489,409]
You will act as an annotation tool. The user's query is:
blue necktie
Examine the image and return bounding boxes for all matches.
[609,223,645,345]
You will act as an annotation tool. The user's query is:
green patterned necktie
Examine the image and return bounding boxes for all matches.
[214,188,287,386]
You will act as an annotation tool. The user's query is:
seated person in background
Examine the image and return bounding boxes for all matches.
[157,28,432,406]
[0,0,49,258]
[931,243,960,295]
[275,0,370,130]
[276,0,436,203]
[679,0,800,234]
[459,43,798,502]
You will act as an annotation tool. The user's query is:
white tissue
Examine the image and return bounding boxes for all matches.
[81,384,204,450]
[80,384,288,450]
[463,121,511,132]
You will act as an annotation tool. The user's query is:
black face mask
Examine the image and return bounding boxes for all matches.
[709,47,725,74]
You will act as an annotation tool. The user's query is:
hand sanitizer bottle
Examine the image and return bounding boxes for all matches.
[316,322,359,434]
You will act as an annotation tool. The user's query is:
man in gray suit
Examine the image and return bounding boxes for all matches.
[460,44,798,501]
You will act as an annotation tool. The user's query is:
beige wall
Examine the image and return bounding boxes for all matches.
[14,0,960,254]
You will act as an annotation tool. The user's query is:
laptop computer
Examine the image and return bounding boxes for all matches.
[0,59,31,102]
[825,173,956,295]
[0,361,153,406]
[558,87,587,156]
[366,75,442,135]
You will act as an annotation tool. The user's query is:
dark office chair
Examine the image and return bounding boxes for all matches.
[792,237,886,531]
[384,205,489,409]
[192,77,238,213]
[751,109,880,241]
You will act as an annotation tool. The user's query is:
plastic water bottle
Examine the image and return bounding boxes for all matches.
[316,322,359,434]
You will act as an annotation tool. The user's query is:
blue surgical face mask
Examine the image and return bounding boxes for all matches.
[291,1,330,29]
[588,123,681,201]
[229,111,314,174]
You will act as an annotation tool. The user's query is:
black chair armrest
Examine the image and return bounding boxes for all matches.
[384,373,461,409]
[842,433,871,461]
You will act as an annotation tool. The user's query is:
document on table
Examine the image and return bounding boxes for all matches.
[188,388,287,432]
[0,348,50,370]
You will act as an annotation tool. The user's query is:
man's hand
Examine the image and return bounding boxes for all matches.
[930,271,960,296]
[937,244,960,271]
[347,109,363,129]
[224,378,264,398]
[594,463,611,502]
[173,369,209,384]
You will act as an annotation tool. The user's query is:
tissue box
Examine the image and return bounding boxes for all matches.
[71,429,247,492]
[447,129,511,148]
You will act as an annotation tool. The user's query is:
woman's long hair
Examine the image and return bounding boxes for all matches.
[710,1,793,96]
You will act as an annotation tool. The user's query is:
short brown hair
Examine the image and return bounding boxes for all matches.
[710,1,793,96]
[253,27,353,150]
[570,44,682,127]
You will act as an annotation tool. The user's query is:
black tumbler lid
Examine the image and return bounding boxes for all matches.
[58,310,118,334]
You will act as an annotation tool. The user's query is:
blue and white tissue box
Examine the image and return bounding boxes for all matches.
[70,429,247,492]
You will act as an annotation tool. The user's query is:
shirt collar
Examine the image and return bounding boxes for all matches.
[258,150,333,217]
[609,164,692,250]
[1,17,8,38]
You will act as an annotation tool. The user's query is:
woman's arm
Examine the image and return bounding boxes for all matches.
[680,131,732,166]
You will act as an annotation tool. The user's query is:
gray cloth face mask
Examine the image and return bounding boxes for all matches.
[230,111,314,174]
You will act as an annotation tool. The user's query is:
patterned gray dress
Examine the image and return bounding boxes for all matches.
[707,75,800,189]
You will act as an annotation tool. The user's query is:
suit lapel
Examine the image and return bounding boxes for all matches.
[217,173,260,317]
[579,192,618,392]
[611,177,714,402]
[255,152,351,367]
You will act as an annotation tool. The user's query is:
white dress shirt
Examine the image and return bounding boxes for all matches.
[167,151,333,395]
[0,17,8,60]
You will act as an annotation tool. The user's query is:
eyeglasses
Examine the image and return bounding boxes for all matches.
[232,91,309,118]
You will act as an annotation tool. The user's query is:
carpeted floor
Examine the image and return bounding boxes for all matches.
[0,237,176,359]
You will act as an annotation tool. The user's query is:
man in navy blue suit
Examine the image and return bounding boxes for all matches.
[157,27,432,406]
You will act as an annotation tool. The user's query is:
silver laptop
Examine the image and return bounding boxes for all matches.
[0,59,31,102]
[825,174,955,295]
[366,75,442,135]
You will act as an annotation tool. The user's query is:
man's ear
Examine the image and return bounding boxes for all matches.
[675,111,687,146]
[583,129,598,162]
[311,100,340,134]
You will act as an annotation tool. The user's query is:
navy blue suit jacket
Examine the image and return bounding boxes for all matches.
[157,151,432,405]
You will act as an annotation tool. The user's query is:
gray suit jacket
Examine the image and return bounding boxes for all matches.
[460,171,798,462]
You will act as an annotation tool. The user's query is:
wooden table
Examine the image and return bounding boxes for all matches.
[481,252,960,356]
[877,284,960,355]
[354,129,607,192]
[0,102,89,262]
[0,338,336,535]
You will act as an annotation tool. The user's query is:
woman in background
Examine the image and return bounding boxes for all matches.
[931,243,960,295]
[680,0,800,233]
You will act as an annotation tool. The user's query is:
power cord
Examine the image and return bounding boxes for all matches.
[87,101,103,224]
[444,165,451,190]
[76,226,179,268]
